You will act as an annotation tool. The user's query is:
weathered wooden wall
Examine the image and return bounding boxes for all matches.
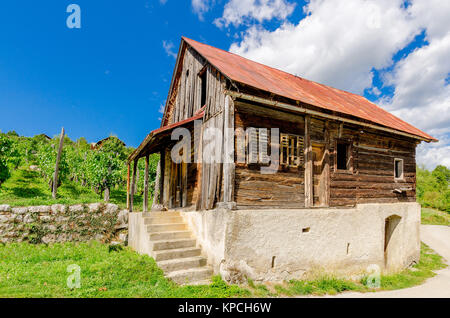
[234,103,306,209]
[233,100,417,209]
[167,47,207,125]
[199,66,228,210]
[328,123,417,207]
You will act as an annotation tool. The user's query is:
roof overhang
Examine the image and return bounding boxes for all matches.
[226,90,437,143]
[128,110,204,163]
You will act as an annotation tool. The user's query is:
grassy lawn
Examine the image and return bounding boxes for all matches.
[0,167,144,210]
[0,242,446,298]
[421,207,450,226]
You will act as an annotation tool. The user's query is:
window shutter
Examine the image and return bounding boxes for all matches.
[259,128,269,164]
[297,136,304,167]
[247,127,258,164]
[280,134,289,165]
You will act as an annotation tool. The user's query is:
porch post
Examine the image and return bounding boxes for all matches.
[130,159,138,212]
[126,163,130,210]
[143,155,149,212]
[221,95,236,208]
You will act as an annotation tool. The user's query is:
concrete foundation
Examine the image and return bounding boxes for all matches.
[180,202,421,282]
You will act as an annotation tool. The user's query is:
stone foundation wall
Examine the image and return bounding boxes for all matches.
[180,202,421,283]
[0,203,129,244]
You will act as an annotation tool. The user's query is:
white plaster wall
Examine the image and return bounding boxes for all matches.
[183,202,420,282]
[181,209,228,273]
[128,212,153,257]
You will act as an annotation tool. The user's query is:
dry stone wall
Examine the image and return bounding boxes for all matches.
[0,203,128,244]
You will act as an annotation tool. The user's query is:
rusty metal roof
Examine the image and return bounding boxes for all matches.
[183,37,436,142]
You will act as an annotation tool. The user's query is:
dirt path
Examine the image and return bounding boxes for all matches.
[310,225,450,298]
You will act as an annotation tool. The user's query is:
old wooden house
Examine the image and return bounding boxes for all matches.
[128,37,437,284]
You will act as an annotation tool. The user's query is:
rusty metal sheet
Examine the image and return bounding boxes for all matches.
[183,37,436,142]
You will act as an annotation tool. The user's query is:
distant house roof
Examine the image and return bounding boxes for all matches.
[182,37,437,142]
[92,136,126,150]
[35,134,51,140]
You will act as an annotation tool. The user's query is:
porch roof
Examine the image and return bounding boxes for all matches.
[128,109,204,163]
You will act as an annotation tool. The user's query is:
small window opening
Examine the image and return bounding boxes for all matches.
[302,227,310,233]
[271,256,276,268]
[336,142,349,170]
[346,243,350,255]
[394,158,404,180]
[200,70,207,107]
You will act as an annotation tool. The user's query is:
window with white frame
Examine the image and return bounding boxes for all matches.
[280,133,304,168]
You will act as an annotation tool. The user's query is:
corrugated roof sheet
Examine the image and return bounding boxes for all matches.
[183,37,436,142]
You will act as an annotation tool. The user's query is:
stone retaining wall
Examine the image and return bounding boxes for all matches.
[0,203,128,244]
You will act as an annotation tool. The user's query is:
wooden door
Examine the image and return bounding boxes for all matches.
[312,143,326,207]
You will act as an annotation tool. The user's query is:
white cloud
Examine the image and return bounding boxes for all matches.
[158,103,165,114]
[229,0,421,95]
[379,0,450,169]
[214,0,296,28]
[162,40,177,59]
[224,0,450,168]
[192,0,213,20]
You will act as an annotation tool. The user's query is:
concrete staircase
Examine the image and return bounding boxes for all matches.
[143,211,213,285]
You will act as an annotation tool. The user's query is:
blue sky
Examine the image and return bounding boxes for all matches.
[0,0,448,168]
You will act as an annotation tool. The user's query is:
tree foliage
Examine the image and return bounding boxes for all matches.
[417,165,450,212]
[0,132,161,202]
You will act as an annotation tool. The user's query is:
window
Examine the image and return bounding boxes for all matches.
[246,128,270,164]
[280,133,304,168]
[200,70,207,107]
[336,142,350,170]
[394,158,404,180]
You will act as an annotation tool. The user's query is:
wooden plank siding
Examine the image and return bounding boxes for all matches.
[329,123,417,207]
[233,102,417,209]
[234,106,306,209]
[167,47,206,125]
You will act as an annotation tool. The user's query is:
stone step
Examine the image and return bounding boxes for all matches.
[152,238,196,251]
[147,223,187,233]
[157,256,207,272]
[144,216,184,225]
[154,247,201,262]
[142,211,180,217]
[149,230,192,241]
[167,267,214,285]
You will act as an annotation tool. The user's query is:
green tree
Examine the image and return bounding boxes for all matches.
[0,134,11,186]
[36,142,69,191]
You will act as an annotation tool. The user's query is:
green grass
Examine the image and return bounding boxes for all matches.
[0,167,144,210]
[377,243,447,290]
[421,207,450,226]
[0,242,249,298]
[0,242,445,298]
[271,243,446,297]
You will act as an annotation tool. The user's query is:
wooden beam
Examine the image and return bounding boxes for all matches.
[143,155,149,212]
[163,150,171,208]
[130,159,138,212]
[52,127,65,199]
[323,121,330,207]
[304,115,313,208]
[223,95,235,203]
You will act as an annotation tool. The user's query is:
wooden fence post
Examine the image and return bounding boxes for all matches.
[130,159,138,212]
[52,127,65,199]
